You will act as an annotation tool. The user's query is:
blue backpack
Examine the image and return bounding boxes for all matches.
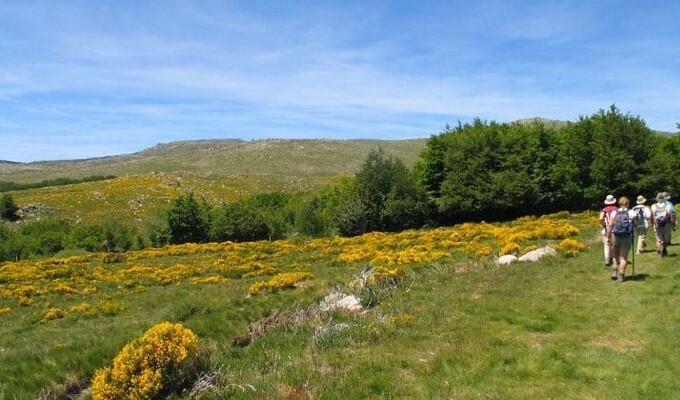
[612,210,633,236]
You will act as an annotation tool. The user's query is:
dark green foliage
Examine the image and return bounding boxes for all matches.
[67,222,136,252]
[1,194,18,221]
[420,119,559,221]
[141,213,171,247]
[210,202,271,242]
[578,105,657,206]
[329,148,431,236]
[0,175,116,193]
[166,193,210,244]
[243,192,296,240]
[0,220,71,260]
[0,219,142,261]
[294,193,331,237]
[67,224,106,252]
[646,133,680,197]
[418,106,666,221]
[331,182,371,237]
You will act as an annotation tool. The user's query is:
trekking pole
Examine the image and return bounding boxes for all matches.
[631,225,635,281]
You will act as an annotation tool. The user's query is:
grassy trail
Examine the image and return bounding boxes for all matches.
[389,239,680,399]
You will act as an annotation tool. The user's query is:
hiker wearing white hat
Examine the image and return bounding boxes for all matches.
[606,196,638,282]
[651,192,675,257]
[632,195,652,254]
[598,194,618,266]
[661,192,676,245]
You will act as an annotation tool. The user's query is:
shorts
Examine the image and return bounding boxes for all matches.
[612,234,632,259]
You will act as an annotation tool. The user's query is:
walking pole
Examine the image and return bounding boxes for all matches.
[631,225,635,281]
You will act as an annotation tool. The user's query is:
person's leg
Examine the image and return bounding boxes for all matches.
[637,229,646,254]
[662,225,671,256]
[602,228,611,265]
[655,226,664,256]
[617,238,631,282]
[611,240,620,280]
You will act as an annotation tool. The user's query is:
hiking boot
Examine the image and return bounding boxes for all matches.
[617,274,625,283]
[611,269,618,280]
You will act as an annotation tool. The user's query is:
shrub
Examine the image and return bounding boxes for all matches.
[0,194,18,220]
[248,272,315,295]
[210,203,270,242]
[91,322,202,399]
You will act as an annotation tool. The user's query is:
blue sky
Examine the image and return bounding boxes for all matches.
[1,1,679,162]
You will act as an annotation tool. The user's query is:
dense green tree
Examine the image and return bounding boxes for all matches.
[244,192,295,240]
[67,224,106,252]
[381,167,433,231]
[647,133,680,196]
[210,203,270,242]
[490,121,559,217]
[1,194,18,221]
[14,219,71,257]
[328,149,430,236]
[582,105,656,205]
[418,106,661,221]
[331,185,370,237]
[294,193,330,237]
[166,193,210,244]
[550,117,595,209]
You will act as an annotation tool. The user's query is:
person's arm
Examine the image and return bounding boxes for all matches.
[606,211,615,238]
[599,210,606,228]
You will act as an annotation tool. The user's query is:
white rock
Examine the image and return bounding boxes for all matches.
[319,293,363,312]
[496,254,518,265]
[518,246,557,262]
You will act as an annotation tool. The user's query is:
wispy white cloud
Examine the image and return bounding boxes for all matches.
[1,1,679,162]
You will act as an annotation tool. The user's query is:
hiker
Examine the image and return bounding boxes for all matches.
[652,192,675,256]
[661,192,677,245]
[606,196,637,282]
[599,194,618,266]
[632,195,652,254]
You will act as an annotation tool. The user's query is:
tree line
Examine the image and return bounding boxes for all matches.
[0,175,116,193]
[1,105,679,261]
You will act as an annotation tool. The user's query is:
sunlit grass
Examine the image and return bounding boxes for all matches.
[6,211,680,398]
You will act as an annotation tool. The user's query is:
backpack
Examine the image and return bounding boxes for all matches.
[612,210,633,236]
[633,205,647,229]
[654,203,670,227]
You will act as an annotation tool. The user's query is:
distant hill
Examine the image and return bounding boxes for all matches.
[0,139,428,184]
[513,117,570,130]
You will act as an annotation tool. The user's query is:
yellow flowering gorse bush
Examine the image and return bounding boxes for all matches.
[248,272,315,295]
[0,212,596,319]
[91,321,198,400]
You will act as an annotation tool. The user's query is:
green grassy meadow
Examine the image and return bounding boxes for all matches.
[2,139,680,399]
[2,214,680,399]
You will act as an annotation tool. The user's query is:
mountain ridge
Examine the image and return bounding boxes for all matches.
[0,138,428,184]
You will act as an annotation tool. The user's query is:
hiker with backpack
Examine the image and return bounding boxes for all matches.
[660,192,676,245]
[632,195,652,254]
[606,196,638,283]
[599,194,618,267]
[652,192,675,257]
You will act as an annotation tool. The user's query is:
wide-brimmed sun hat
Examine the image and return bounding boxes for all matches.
[661,191,671,200]
[604,194,616,205]
[636,195,647,205]
[656,192,667,202]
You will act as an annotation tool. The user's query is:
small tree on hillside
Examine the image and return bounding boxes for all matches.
[0,194,18,221]
[166,193,210,244]
[210,203,270,242]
